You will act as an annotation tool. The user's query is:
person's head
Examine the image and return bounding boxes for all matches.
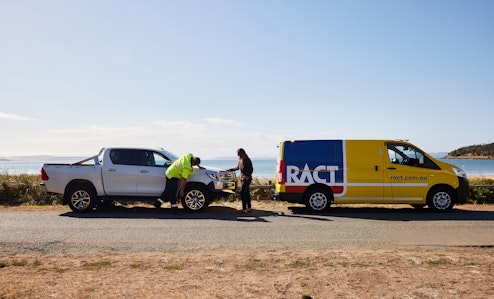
[191,156,201,166]
[237,148,248,159]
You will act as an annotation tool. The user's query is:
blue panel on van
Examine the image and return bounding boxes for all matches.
[283,140,344,184]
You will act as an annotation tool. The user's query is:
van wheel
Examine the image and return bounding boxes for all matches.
[305,187,331,212]
[181,184,210,212]
[427,187,455,212]
[67,184,96,213]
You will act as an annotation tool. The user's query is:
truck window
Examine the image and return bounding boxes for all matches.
[109,149,142,166]
[152,152,171,167]
[387,143,440,170]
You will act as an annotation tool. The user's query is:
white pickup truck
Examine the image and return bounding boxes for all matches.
[40,147,236,213]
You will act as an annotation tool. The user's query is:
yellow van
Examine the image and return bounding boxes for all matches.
[275,140,469,212]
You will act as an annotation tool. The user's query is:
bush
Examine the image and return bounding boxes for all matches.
[468,178,494,204]
[0,174,62,206]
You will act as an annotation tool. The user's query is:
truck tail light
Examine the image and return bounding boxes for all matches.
[277,160,285,185]
[41,168,49,181]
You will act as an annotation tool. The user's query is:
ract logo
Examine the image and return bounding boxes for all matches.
[286,164,340,185]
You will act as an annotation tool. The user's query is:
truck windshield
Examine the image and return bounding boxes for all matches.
[161,149,179,161]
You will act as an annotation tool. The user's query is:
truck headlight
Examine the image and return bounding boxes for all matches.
[206,172,219,181]
[452,167,466,178]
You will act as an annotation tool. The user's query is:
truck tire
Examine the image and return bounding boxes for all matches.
[67,184,97,213]
[181,184,210,212]
[427,187,455,212]
[305,186,332,212]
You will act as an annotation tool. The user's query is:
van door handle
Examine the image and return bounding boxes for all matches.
[387,167,397,170]
[140,170,149,173]
[107,168,116,172]
[375,165,379,171]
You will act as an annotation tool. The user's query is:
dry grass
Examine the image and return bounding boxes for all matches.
[1,248,493,298]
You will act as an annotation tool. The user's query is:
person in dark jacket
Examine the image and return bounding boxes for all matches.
[228,148,254,213]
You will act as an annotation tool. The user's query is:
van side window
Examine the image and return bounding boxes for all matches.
[387,144,440,170]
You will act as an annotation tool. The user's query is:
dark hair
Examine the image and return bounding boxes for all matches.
[192,157,201,165]
[237,148,249,160]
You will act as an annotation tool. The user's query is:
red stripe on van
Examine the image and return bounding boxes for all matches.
[285,186,344,194]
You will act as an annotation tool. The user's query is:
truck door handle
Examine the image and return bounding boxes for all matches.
[107,168,116,172]
[140,170,149,173]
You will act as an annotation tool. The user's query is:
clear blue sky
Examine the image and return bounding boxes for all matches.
[1,0,493,158]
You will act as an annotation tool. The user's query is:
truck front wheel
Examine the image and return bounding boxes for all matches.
[181,184,210,212]
[67,184,97,213]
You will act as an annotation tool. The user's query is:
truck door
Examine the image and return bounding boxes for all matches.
[101,149,138,195]
[136,151,170,196]
[384,143,430,203]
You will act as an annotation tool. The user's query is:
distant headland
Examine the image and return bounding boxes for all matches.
[444,143,494,160]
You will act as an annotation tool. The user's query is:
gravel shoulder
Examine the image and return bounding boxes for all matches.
[1,202,494,298]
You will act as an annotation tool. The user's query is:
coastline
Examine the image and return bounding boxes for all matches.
[443,155,494,160]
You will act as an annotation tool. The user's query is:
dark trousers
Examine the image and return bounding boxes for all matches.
[240,179,251,210]
[161,177,179,205]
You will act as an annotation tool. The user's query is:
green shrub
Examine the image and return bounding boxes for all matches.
[468,178,494,204]
[0,174,63,206]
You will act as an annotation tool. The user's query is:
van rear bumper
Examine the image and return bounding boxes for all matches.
[456,177,469,204]
[274,192,304,204]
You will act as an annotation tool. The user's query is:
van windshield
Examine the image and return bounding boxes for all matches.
[387,143,440,170]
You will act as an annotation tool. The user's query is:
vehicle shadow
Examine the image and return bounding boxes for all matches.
[288,205,494,221]
[59,204,332,222]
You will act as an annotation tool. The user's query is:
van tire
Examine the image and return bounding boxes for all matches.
[67,184,97,213]
[427,187,455,212]
[181,184,210,212]
[305,186,332,212]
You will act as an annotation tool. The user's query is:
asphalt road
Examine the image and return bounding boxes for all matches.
[1,204,494,254]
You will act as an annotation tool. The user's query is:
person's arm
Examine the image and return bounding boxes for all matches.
[227,162,240,172]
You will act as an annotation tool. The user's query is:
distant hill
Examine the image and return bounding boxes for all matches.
[446,143,494,159]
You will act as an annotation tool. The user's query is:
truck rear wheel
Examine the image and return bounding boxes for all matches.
[181,184,210,212]
[67,184,97,213]
[427,187,455,212]
[305,186,332,212]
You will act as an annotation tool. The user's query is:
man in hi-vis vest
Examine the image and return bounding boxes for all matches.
[154,153,203,212]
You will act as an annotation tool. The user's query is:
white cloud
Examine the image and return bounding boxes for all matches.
[18,120,284,158]
[0,112,31,121]
[204,118,243,126]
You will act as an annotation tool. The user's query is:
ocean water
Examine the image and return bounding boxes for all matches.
[1,158,494,177]
[0,159,279,178]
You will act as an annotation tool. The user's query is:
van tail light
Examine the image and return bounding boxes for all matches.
[277,160,285,184]
[41,168,49,181]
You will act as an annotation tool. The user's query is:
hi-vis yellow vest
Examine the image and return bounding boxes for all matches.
[166,153,194,179]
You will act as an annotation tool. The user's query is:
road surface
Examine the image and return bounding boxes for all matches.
[1,203,494,254]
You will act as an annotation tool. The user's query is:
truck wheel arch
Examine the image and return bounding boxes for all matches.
[64,180,98,213]
[182,183,211,212]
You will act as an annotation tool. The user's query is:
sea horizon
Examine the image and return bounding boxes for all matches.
[2,158,494,177]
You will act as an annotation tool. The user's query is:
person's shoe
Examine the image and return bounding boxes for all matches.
[154,198,164,209]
